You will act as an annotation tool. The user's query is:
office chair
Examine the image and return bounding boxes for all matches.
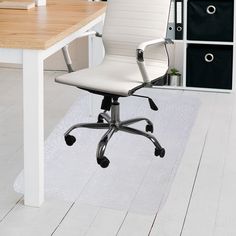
[56,0,172,168]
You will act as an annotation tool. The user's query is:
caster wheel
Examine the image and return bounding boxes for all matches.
[146,124,154,133]
[155,148,165,158]
[65,135,76,146]
[97,115,104,123]
[97,156,110,168]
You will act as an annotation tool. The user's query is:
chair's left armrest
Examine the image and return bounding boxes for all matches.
[62,31,103,73]
[77,30,102,38]
[136,38,173,84]
[95,32,103,38]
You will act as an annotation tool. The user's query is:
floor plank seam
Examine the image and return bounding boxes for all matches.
[0,197,23,224]
[83,207,103,236]
[115,210,129,236]
[148,182,171,236]
[179,128,209,236]
[51,202,75,236]
[148,212,158,236]
[148,143,189,236]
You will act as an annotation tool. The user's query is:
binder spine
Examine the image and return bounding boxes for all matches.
[167,1,175,39]
[175,0,183,40]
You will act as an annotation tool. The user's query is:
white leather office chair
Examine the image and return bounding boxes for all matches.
[56,0,172,168]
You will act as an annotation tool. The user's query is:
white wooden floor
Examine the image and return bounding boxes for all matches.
[0,68,236,236]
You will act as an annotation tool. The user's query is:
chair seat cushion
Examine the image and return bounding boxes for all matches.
[55,55,168,96]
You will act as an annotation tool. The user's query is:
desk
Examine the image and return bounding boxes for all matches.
[0,0,106,207]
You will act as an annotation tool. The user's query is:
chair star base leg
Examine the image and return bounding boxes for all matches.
[64,98,165,168]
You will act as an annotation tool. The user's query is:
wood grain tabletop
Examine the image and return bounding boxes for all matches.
[0,0,106,49]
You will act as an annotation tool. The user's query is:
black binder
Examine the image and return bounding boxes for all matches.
[175,0,183,40]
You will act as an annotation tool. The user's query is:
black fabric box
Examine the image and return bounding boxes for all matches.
[186,44,233,89]
[187,0,234,42]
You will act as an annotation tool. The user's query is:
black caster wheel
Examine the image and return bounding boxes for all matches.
[155,148,165,158]
[97,156,110,168]
[97,115,104,123]
[146,124,154,133]
[64,135,76,146]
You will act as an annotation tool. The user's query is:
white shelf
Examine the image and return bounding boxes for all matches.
[186,40,234,46]
[156,85,232,93]
[169,0,235,93]
[173,39,184,43]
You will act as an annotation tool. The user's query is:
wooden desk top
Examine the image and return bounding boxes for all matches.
[0,0,106,49]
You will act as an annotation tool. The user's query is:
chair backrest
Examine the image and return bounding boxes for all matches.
[102,0,171,62]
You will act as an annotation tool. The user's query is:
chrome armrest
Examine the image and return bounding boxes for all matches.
[136,38,173,84]
[95,32,103,38]
[82,31,102,38]
[62,45,74,73]
[62,31,102,73]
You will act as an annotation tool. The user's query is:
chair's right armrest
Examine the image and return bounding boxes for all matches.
[136,38,174,84]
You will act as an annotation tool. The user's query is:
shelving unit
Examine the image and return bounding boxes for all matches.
[166,0,236,93]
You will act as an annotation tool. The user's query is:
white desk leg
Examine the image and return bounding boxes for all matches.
[23,50,44,207]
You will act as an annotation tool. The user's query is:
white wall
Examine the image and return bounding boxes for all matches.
[0,37,89,71]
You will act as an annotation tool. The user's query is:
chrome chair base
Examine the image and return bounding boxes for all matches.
[64,99,165,168]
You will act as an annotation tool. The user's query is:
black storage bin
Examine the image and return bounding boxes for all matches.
[186,44,233,89]
[187,0,234,42]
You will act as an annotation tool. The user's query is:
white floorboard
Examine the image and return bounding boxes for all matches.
[0,199,72,236]
[0,72,24,220]
[150,92,215,236]
[0,149,23,221]
[53,204,100,236]
[213,92,236,236]
[181,93,234,236]
[1,68,236,235]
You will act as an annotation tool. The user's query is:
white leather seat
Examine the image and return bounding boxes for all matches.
[56,55,168,96]
[56,0,171,96]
